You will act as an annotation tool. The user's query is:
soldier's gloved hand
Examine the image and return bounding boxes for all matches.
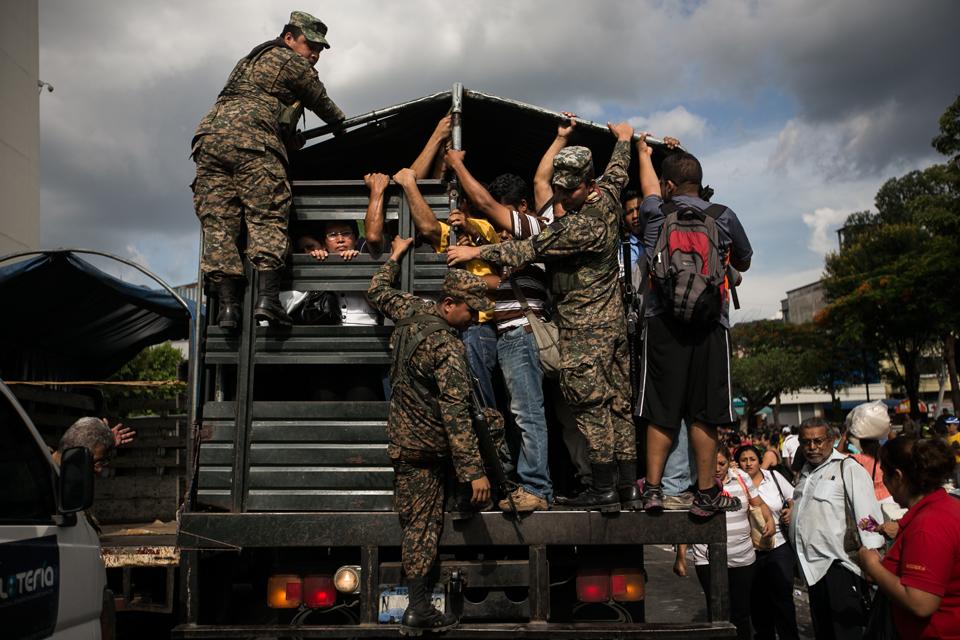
[470,476,491,505]
[331,119,346,138]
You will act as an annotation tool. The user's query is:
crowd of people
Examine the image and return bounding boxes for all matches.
[179,10,960,636]
[670,407,960,640]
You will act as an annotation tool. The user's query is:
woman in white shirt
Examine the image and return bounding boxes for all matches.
[736,445,799,640]
[675,447,774,640]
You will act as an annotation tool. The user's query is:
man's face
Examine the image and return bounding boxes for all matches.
[949,422,959,435]
[284,33,321,66]
[91,443,111,474]
[799,426,833,466]
[324,223,357,252]
[623,198,641,235]
[555,180,591,212]
[439,298,477,331]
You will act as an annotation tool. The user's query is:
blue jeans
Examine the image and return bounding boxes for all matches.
[662,420,697,495]
[461,323,498,408]
[497,326,552,501]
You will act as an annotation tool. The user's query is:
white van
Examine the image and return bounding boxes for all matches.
[0,380,109,639]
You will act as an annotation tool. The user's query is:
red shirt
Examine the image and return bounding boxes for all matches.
[882,489,960,638]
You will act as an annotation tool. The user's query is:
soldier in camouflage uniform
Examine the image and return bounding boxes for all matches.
[448,122,640,512]
[191,11,345,329]
[368,236,493,634]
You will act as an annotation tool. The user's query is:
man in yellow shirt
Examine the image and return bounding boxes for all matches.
[392,167,500,408]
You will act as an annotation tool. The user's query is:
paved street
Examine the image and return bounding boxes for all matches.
[643,543,814,638]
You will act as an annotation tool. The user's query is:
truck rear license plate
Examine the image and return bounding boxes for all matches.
[378,585,445,623]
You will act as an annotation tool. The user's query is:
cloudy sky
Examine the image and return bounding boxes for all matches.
[38,0,959,322]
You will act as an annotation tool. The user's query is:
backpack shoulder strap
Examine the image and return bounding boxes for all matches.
[703,204,727,220]
[393,314,455,366]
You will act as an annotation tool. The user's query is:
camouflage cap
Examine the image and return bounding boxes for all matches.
[442,269,495,313]
[289,11,330,49]
[552,146,593,189]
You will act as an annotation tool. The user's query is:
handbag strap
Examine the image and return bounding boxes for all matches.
[509,275,531,312]
[839,457,861,547]
[771,470,789,508]
[733,471,751,503]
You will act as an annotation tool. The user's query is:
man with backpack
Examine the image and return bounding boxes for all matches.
[635,134,753,517]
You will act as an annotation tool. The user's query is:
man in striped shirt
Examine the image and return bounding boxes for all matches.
[446,153,558,512]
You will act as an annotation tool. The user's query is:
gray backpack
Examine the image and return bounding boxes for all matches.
[650,202,728,325]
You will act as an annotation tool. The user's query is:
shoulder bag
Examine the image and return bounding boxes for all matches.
[509,276,561,377]
[734,472,772,551]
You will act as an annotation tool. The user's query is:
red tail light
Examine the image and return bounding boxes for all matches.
[303,575,336,608]
[576,569,610,603]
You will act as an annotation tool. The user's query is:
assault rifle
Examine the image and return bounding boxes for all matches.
[466,378,518,515]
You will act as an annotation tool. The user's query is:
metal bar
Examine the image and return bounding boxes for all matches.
[707,542,729,623]
[447,83,463,245]
[301,91,452,141]
[186,232,205,512]
[179,549,199,624]
[172,622,737,638]
[229,264,257,512]
[528,544,549,622]
[462,90,677,149]
[360,546,379,624]
[179,511,726,548]
[398,194,415,293]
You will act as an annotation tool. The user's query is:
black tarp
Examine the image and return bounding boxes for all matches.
[0,251,193,380]
[290,88,674,190]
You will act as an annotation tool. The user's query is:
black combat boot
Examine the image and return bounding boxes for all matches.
[215,277,242,331]
[552,463,620,512]
[252,270,292,327]
[400,576,458,636]
[617,460,642,510]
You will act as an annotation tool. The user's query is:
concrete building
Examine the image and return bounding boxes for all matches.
[780,280,826,325]
[1,0,41,255]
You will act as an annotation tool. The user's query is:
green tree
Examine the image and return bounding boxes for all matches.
[107,343,184,405]
[822,96,960,418]
[731,320,812,428]
[822,224,950,418]
[932,94,960,166]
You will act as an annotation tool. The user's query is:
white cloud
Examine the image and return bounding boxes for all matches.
[629,106,707,142]
[802,207,856,255]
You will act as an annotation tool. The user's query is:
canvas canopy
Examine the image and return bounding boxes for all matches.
[0,251,194,380]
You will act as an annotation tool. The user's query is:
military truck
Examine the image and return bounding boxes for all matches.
[175,85,734,638]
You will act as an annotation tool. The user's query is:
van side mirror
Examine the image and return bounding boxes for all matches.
[59,446,95,514]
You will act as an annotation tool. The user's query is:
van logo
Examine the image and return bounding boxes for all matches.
[0,535,59,640]
[1,563,57,600]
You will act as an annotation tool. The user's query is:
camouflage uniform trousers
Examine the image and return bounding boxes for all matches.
[191,137,291,279]
[392,456,447,578]
[558,325,636,464]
